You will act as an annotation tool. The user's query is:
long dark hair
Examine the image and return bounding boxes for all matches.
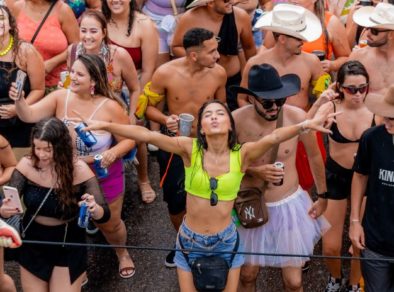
[314,0,329,58]
[76,54,125,108]
[30,118,75,207]
[102,0,136,37]
[0,5,22,60]
[336,60,369,100]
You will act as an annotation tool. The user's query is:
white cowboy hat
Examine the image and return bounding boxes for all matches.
[254,4,322,42]
[365,86,394,118]
[186,0,211,9]
[353,2,394,30]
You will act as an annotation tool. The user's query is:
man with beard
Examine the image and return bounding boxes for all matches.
[171,0,256,111]
[143,27,227,267]
[232,64,330,292]
[350,3,394,95]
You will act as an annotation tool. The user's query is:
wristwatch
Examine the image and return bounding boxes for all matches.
[317,191,329,199]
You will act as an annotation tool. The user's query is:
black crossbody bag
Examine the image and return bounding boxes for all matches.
[179,232,239,292]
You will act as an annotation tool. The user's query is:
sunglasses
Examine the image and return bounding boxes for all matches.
[341,84,369,95]
[257,98,287,109]
[367,27,392,36]
[209,177,218,206]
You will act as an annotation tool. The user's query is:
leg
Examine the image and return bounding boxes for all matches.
[49,267,84,292]
[156,53,170,68]
[322,199,347,278]
[349,246,361,286]
[96,195,135,278]
[20,266,48,292]
[281,267,303,292]
[170,211,185,232]
[136,141,156,204]
[177,268,197,292]
[238,264,260,292]
[224,267,241,292]
[0,248,16,292]
[361,248,393,292]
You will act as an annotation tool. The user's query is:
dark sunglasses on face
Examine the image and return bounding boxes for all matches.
[209,177,218,206]
[257,98,287,109]
[367,27,392,36]
[341,84,369,95]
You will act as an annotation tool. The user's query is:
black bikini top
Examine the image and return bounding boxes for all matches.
[329,101,375,144]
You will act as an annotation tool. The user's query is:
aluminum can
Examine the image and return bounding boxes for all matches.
[74,122,97,147]
[78,202,90,228]
[94,154,108,179]
[273,161,285,186]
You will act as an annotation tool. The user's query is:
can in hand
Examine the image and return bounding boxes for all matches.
[60,71,71,89]
[94,154,109,179]
[74,122,97,147]
[273,161,285,186]
[78,202,90,228]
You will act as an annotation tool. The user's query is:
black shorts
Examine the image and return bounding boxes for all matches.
[18,218,87,284]
[158,150,186,215]
[326,156,353,200]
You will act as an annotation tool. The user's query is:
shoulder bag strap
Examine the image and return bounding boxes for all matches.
[30,0,57,44]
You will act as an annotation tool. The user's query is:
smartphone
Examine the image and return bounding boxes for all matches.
[3,186,23,214]
[15,70,27,100]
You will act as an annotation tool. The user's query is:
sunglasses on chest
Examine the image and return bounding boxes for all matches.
[209,177,218,206]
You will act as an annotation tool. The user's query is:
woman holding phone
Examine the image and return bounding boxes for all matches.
[0,117,110,292]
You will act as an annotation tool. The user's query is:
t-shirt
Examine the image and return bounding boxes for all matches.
[353,125,394,257]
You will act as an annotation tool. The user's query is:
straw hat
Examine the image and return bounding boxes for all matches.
[353,2,394,30]
[365,86,394,118]
[254,4,322,42]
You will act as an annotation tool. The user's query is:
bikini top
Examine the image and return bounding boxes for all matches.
[329,101,375,144]
[62,90,113,156]
[184,139,244,202]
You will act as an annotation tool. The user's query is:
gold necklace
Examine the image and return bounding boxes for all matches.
[0,36,14,57]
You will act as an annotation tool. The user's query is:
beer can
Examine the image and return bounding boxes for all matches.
[94,154,109,179]
[273,161,284,186]
[74,122,97,147]
[78,202,90,228]
[60,71,71,89]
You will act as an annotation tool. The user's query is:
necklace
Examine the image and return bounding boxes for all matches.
[0,36,14,57]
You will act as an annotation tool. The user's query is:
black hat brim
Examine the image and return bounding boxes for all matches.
[230,74,301,100]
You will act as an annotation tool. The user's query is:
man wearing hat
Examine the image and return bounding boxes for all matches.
[350,2,394,95]
[171,0,256,111]
[350,86,394,292]
[232,64,330,292]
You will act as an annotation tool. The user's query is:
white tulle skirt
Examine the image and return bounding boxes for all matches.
[238,186,330,267]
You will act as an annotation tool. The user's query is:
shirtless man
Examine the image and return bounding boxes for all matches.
[171,0,256,111]
[349,3,394,95]
[232,64,329,292]
[145,27,227,267]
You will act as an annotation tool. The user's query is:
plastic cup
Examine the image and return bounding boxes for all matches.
[178,113,194,136]
[359,40,368,48]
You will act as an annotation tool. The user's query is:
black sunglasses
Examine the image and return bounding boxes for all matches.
[367,27,392,36]
[257,98,287,109]
[209,177,218,206]
[341,84,369,95]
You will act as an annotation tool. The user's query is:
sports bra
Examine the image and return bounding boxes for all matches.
[184,139,244,202]
[110,39,142,70]
[329,101,375,144]
[62,90,113,156]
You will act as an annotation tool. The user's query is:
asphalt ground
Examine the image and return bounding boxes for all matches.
[5,154,355,291]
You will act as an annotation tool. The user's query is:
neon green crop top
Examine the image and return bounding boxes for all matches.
[184,139,244,201]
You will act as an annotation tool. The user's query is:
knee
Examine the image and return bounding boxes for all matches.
[0,274,17,292]
[323,244,341,256]
[283,276,302,291]
[239,266,259,286]
[99,219,124,234]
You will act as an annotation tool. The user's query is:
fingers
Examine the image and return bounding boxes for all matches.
[100,150,117,168]
[166,114,179,133]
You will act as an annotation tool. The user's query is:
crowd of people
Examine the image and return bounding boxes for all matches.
[0,0,393,291]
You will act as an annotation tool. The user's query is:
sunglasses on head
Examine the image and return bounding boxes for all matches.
[209,177,218,206]
[341,84,369,95]
[367,27,392,36]
[257,98,287,109]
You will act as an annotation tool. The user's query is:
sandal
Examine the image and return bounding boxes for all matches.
[118,255,136,279]
[138,181,157,204]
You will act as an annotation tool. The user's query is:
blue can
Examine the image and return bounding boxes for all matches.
[78,202,90,228]
[94,154,109,179]
[74,122,97,148]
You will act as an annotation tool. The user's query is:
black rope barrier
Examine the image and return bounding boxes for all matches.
[20,239,394,263]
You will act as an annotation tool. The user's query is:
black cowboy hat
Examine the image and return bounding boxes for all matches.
[230,64,301,100]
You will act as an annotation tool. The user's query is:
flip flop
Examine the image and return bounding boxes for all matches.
[138,182,157,204]
[118,255,136,279]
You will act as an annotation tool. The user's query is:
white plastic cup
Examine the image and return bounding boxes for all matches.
[178,113,195,136]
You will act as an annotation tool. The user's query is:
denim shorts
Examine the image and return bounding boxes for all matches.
[174,221,244,272]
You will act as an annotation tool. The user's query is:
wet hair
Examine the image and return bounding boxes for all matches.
[196,100,238,151]
[314,0,329,58]
[336,60,369,100]
[0,5,22,59]
[75,54,125,108]
[30,118,75,207]
[80,9,109,44]
[183,28,215,50]
[102,0,136,37]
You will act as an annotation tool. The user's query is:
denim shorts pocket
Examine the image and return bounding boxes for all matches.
[220,229,238,248]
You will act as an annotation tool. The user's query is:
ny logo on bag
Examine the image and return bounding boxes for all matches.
[244,206,255,220]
